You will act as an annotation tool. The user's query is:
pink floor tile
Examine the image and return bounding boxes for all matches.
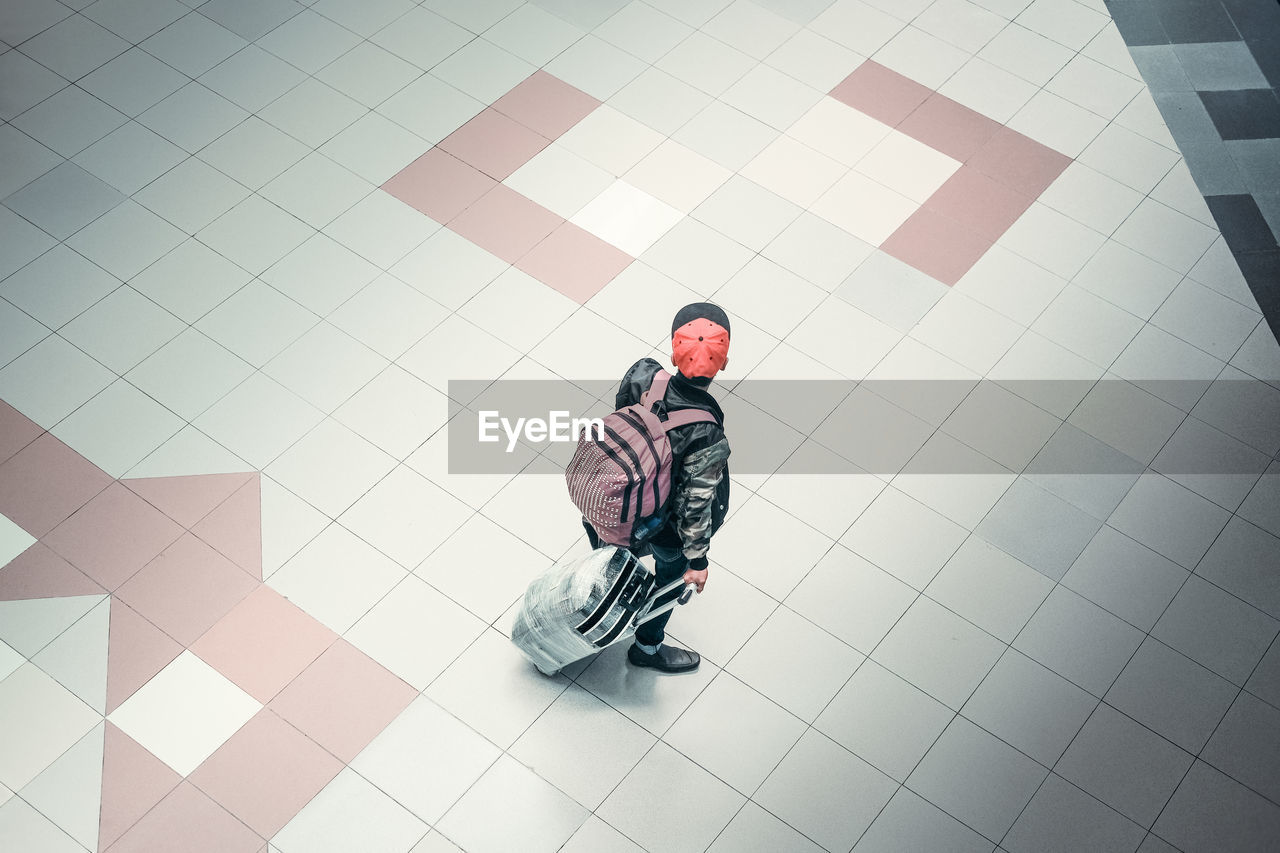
[99,721,183,852]
[516,222,634,304]
[190,586,336,705]
[115,533,259,647]
[449,184,564,265]
[106,781,263,853]
[123,473,253,530]
[268,639,416,764]
[967,126,1072,198]
[898,93,1004,162]
[189,709,343,838]
[881,207,995,286]
[924,166,1036,242]
[107,598,183,714]
[382,147,497,224]
[437,107,552,181]
[830,61,933,127]
[0,432,113,538]
[43,482,185,591]
[0,400,42,466]
[491,70,601,139]
[0,542,104,600]
[191,476,262,580]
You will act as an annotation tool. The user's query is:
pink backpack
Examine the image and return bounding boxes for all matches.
[566,371,716,549]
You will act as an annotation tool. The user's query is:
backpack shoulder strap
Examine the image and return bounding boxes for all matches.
[640,370,671,408]
[660,407,717,431]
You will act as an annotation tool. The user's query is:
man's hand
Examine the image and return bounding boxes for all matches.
[683,567,708,593]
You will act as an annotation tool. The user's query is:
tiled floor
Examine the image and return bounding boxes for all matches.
[1,1,1280,852]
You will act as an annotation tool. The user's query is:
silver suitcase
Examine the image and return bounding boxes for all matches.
[511,546,695,676]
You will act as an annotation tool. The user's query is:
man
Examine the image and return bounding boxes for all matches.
[584,303,732,674]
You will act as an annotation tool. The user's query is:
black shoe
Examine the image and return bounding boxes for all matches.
[627,643,700,673]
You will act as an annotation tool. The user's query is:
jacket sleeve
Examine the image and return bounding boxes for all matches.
[671,437,731,570]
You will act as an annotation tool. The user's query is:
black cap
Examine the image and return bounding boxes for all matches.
[671,302,731,338]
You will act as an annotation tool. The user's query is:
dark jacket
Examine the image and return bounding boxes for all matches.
[615,358,731,570]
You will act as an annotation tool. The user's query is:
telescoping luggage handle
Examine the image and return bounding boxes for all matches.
[631,579,697,628]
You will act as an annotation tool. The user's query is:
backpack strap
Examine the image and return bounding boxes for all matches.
[640,370,671,407]
[641,369,719,431]
[660,408,717,431]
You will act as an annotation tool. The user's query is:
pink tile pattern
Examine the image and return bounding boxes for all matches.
[491,70,602,139]
[381,71,628,305]
[100,722,183,852]
[450,184,566,264]
[115,533,259,646]
[43,483,186,591]
[438,108,552,181]
[0,421,417,850]
[268,639,417,764]
[516,223,635,304]
[188,709,343,838]
[0,431,113,538]
[0,400,42,465]
[189,586,337,704]
[0,542,104,600]
[106,781,264,853]
[831,61,1073,285]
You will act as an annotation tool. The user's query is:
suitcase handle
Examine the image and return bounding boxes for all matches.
[632,581,698,627]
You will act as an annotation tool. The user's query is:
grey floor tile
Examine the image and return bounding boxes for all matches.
[1152,415,1271,512]
[835,251,948,333]
[509,685,653,812]
[1195,516,1280,618]
[1063,526,1189,631]
[853,787,993,853]
[840,485,968,591]
[1201,690,1280,804]
[1013,586,1145,697]
[1137,832,1182,853]
[726,605,863,723]
[755,728,897,853]
[815,659,955,783]
[872,596,1006,711]
[906,716,1048,843]
[1128,45,1192,92]
[1179,140,1249,195]
[706,802,824,853]
[813,385,933,479]
[1105,637,1238,753]
[962,650,1097,767]
[941,382,1062,474]
[1247,638,1280,708]
[976,478,1103,581]
[1067,379,1185,466]
[1107,473,1231,570]
[1152,575,1278,685]
[1173,41,1269,91]
[1055,702,1193,828]
[1191,366,1280,458]
[785,544,917,655]
[1003,773,1146,853]
[1226,137,1280,191]
[597,742,744,853]
[926,538,1054,643]
[2,161,124,240]
[1153,760,1280,853]
[1025,424,1143,521]
[1153,92,1222,143]
[664,672,805,795]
